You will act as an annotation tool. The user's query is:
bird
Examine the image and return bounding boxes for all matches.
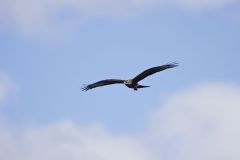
[82,62,178,91]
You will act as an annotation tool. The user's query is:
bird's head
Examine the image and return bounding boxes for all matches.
[124,79,132,85]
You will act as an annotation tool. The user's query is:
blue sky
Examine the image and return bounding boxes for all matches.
[0,0,240,159]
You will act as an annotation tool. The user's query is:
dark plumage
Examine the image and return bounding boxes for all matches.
[82,79,124,91]
[82,62,178,91]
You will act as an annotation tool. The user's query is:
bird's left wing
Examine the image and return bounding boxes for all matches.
[82,79,124,91]
[133,62,178,82]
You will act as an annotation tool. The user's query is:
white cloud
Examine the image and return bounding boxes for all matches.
[0,121,154,160]
[0,0,240,37]
[149,83,240,160]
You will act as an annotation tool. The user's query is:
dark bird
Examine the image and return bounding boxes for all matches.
[82,62,178,91]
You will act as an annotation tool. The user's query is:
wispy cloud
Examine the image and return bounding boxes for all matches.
[0,0,157,38]
[1,0,240,38]
[169,0,240,10]
[0,72,15,107]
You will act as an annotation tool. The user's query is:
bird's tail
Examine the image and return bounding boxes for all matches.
[137,85,150,88]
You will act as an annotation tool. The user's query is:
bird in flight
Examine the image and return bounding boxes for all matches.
[82,62,178,91]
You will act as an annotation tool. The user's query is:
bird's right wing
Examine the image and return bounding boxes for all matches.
[133,62,178,82]
[82,79,124,91]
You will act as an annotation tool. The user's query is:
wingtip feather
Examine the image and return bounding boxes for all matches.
[167,61,179,68]
[81,85,90,91]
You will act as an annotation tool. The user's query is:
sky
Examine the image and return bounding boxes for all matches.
[0,0,240,159]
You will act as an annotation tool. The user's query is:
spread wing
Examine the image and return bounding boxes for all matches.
[82,79,124,91]
[133,62,178,82]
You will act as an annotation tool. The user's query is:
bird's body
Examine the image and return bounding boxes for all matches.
[82,62,178,91]
[123,79,150,91]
